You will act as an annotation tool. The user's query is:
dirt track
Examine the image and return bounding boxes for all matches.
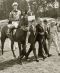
[0,33,60,73]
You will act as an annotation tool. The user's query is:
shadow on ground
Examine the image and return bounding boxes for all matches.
[0,56,43,70]
[0,50,2,56]
[0,59,17,70]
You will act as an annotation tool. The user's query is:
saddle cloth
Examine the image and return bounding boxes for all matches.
[28,16,35,21]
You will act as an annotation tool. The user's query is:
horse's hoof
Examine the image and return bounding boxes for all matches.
[48,54,52,57]
[25,57,28,61]
[25,56,28,60]
[14,55,16,59]
[36,59,39,62]
[21,55,24,59]
[17,60,22,65]
[43,56,47,61]
[2,53,3,55]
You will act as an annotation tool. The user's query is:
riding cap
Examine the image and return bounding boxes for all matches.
[12,2,18,7]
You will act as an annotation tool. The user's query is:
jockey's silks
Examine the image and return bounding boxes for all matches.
[9,9,21,21]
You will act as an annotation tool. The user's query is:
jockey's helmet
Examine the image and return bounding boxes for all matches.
[12,2,18,7]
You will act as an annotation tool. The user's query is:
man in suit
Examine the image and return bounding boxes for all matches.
[35,19,47,59]
[43,19,51,57]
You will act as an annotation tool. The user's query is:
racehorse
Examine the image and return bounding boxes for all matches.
[1,18,28,64]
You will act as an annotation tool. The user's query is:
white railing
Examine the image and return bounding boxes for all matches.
[0,19,9,23]
[0,19,9,30]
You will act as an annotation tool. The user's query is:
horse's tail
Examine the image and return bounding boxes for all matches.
[0,25,8,55]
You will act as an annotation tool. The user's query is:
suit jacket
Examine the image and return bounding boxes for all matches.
[28,25,35,44]
[36,24,44,41]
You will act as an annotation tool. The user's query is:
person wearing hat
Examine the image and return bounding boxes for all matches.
[7,2,21,34]
[48,21,60,56]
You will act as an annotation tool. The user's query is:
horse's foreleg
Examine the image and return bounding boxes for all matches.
[18,42,22,64]
[11,41,16,58]
[22,44,26,58]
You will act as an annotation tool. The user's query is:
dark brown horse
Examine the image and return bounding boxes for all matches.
[0,11,29,64]
[1,23,28,64]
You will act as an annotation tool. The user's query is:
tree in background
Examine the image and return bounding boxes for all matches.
[29,0,60,18]
[0,0,28,19]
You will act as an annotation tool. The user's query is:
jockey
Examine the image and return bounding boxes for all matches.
[7,2,21,34]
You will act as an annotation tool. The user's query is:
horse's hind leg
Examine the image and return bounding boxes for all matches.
[11,41,16,58]
[1,40,5,55]
[1,35,6,55]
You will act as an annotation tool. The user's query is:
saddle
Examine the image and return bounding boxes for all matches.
[20,26,29,31]
[7,27,17,38]
[7,25,28,37]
